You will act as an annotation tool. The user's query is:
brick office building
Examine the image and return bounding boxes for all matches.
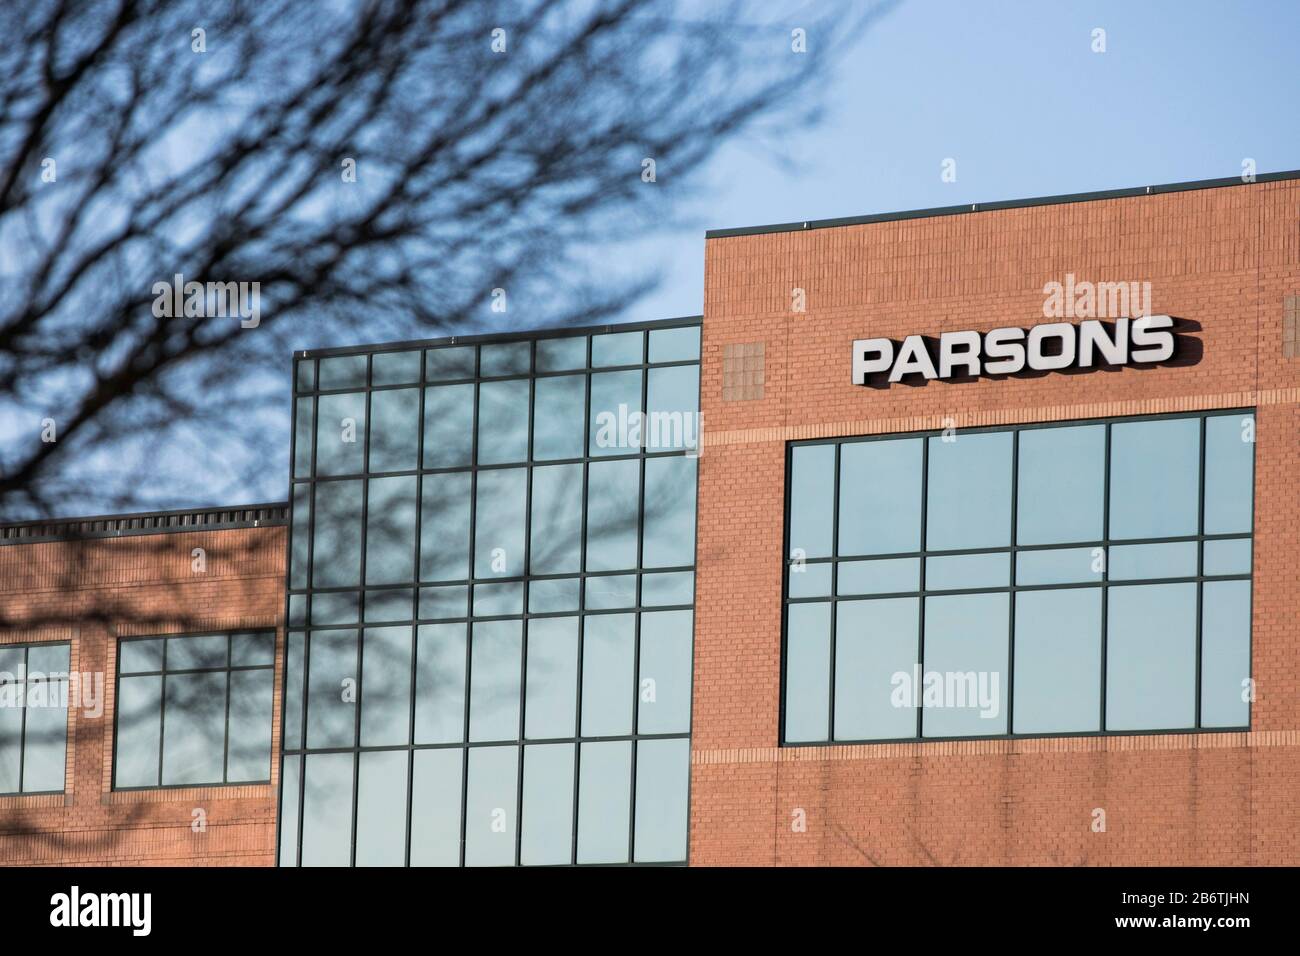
[2,170,1298,866]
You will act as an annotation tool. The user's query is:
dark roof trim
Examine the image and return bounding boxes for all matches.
[705,168,1300,239]
[298,315,703,360]
[0,502,289,546]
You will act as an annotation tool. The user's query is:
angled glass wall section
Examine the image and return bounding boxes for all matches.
[281,320,700,866]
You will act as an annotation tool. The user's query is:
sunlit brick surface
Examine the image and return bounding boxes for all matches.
[691,178,1300,865]
[0,527,285,865]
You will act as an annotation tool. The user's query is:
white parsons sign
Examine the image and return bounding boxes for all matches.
[852,315,1177,386]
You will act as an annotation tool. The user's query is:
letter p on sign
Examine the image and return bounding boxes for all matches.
[852,338,893,384]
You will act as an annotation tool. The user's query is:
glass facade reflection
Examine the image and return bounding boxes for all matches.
[0,642,71,794]
[783,410,1255,744]
[282,321,700,866]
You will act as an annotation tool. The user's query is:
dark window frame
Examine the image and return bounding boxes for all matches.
[0,641,72,796]
[780,408,1256,747]
[111,631,276,791]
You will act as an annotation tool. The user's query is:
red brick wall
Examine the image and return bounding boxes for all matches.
[691,178,1300,865]
[0,526,285,866]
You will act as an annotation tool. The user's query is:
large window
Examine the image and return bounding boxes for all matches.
[283,322,700,866]
[0,643,70,794]
[783,410,1255,744]
[114,632,275,788]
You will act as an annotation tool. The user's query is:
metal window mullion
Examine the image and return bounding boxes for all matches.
[404,351,430,869]
[350,358,373,867]
[628,333,648,863]
[572,339,592,866]
[16,649,28,793]
[515,345,537,867]
[916,437,929,740]
[827,442,841,742]
[157,640,168,787]
[458,348,481,868]
[1195,415,1207,728]
[221,635,233,785]
[1007,429,1018,736]
[1099,421,1111,733]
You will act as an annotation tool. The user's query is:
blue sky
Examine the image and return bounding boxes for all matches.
[632,0,1300,322]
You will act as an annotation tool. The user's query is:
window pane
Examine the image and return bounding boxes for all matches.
[637,610,692,734]
[315,392,366,476]
[833,598,918,741]
[1013,589,1101,734]
[1016,425,1105,544]
[167,634,227,670]
[360,626,412,746]
[355,750,408,866]
[1109,418,1200,539]
[294,397,314,478]
[21,678,68,792]
[306,631,358,749]
[1203,538,1251,576]
[839,438,923,555]
[477,379,530,465]
[1106,583,1196,731]
[836,557,919,595]
[1108,541,1198,580]
[921,592,1009,737]
[591,331,642,367]
[645,365,699,452]
[0,679,21,792]
[415,624,466,744]
[426,346,475,381]
[226,669,273,782]
[788,562,832,598]
[419,585,468,620]
[528,577,580,613]
[469,621,521,742]
[291,484,310,589]
[313,480,363,588]
[480,341,530,376]
[1204,414,1254,534]
[366,476,417,585]
[580,613,634,737]
[231,631,274,666]
[283,632,305,750]
[589,370,641,456]
[115,676,161,787]
[296,358,315,392]
[161,671,227,785]
[520,743,575,866]
[301,752,354,867]
[648,326,700,364]
[368,388,420,473]
[312,590,359,625]
[577,740,631,864]
[530,463,582,574]
[364,589,413,623]
[643,456,696,568]
[926,432,1012,550]
[633,738,689,862]
[533,374,585,460]
[423,383,474,468]
[317,354,366,390]
[474,468,526,577]
[925,552,1009,591]
[473,581,523,616]
[371,349,421,386]
[642,571,693,607]
[788,445,834,559]
[586,459,640,571]
[420,471,471,582]
[279,755,301,867]
[464,746,518,866]
[536,336,586,372]
[410,748,463,866]
[1200,580,1251,727]
[1015,547,1102,586]
[585,574,636,610]
[120,638,163,674]
[784,603,831,742]
[525,617,578,739]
